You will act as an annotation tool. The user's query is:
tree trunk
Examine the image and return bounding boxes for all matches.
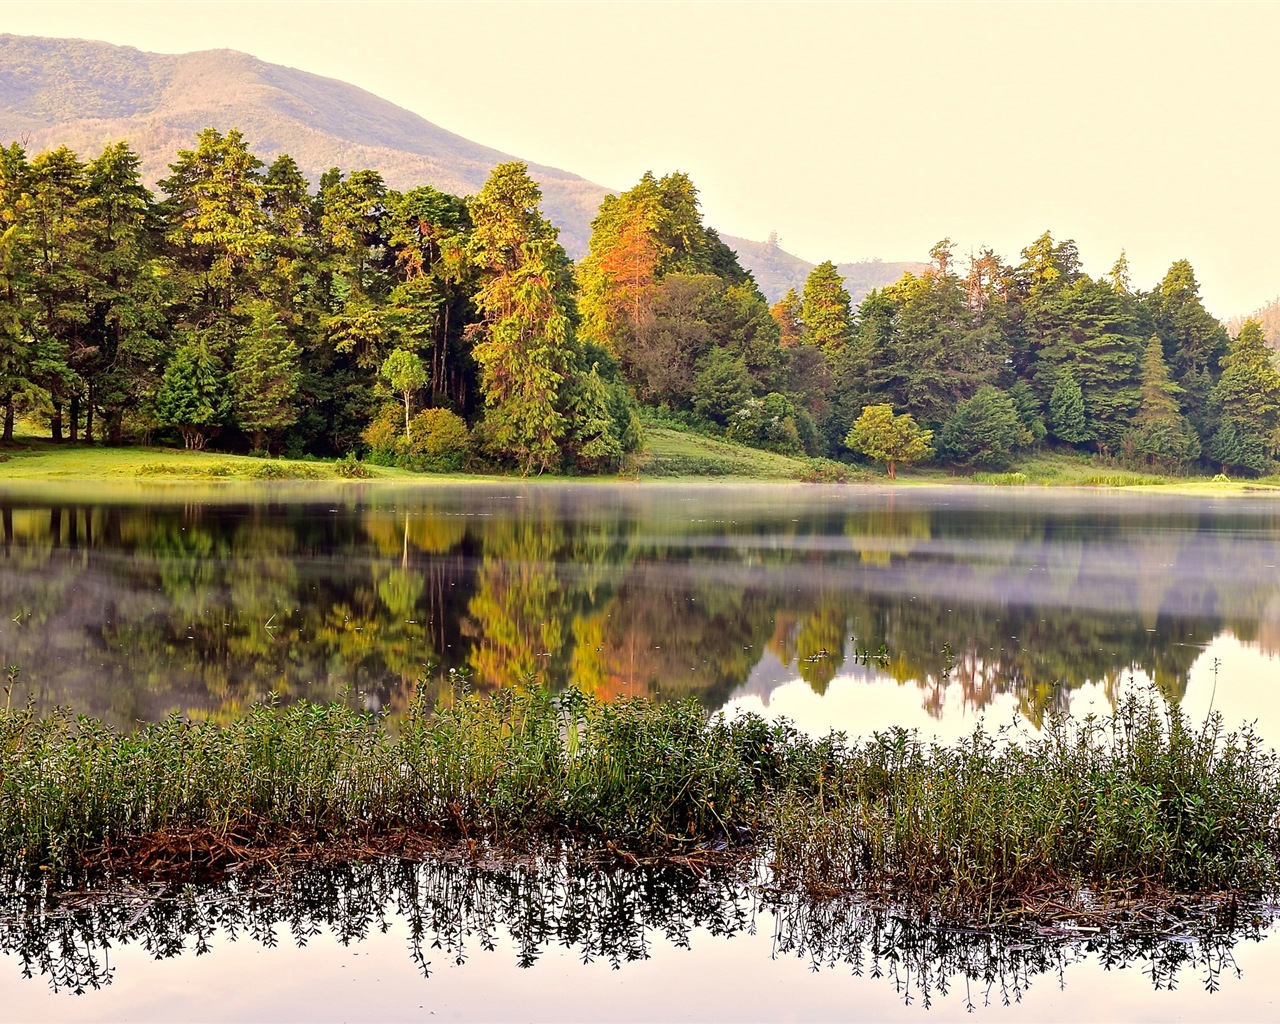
[888,460,897,479]
[85,389,95,444]
[69,394,80,443]
[51,402,63,442]
[106,409,123,446]
[2,398,12,443]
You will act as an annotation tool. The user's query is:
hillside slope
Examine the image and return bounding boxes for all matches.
[0,33,923,299]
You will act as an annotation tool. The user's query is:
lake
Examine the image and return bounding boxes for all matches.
[3,481,1280,1020]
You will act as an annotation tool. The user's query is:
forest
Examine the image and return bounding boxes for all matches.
[0,127,1276,476]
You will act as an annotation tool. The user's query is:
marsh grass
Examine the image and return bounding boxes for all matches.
[1,689,1277,920]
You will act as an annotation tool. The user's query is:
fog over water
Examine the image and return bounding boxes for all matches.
[3,481,1280,1020]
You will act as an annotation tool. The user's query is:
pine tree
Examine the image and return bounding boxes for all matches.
[231,300,302,451]
[938,386,1026,468]
[801,261,852,353]
[1127,335,1198,467]
[1048,372,1090,444]
[467,162,578,474]
[156,342,229,449]
[1212,319,1280,458]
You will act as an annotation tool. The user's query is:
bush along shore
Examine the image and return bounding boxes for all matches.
[2,688,1278,925]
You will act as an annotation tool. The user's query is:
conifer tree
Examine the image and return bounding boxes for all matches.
[800,261,852,353]
[231,300,302,452]
[1048,372,1090,444]
[156,342,229,449]
[1212,319,1280,458]
[467,162,578,474]
[1127,334,1199,467]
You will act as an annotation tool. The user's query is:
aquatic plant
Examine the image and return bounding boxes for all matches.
[1,689,1277,921]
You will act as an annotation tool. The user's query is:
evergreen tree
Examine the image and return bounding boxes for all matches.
[230,300,302,451]
[691,348,753,425]
[1127,335,1199,467]
[800,261,852,353]
[1048,372,1090,444]
[1208,418,1270,475]
[156,341,229,449]
[937,385,1026,468]
[83,141,165,445]
[467,162,580,474]
[1149,260,1228,431]
[1212,319,1280,458]
[159,128,270,317]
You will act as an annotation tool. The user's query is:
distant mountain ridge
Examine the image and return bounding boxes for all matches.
[0,33,923,302]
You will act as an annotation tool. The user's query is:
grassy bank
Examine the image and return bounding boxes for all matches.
[2,689,1277,920]
[5,429,1280,494]
[0,440,409,481]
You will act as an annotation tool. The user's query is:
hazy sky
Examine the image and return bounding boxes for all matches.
[2,1,1276,315]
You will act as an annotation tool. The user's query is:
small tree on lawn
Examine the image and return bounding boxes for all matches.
[381,348,428,443]
[845,404,933,479]
[156,342,228,450]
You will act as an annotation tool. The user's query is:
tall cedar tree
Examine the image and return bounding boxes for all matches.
[1212,319,1280,457]
[1127,334,1199,467]
[800,261,852,353]
[230,300,302,451]
[467,163,578,474]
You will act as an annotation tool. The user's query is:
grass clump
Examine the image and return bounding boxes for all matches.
[1,690,1277,921]
[769,694,1280,916]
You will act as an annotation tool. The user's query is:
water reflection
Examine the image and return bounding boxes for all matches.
[1,484,1279,733]
[2,858,1274,1011]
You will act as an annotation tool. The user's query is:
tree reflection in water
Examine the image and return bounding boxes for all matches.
[2,858,1274,1007]
[3,485,1280,729]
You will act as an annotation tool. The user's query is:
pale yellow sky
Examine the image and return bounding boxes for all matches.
[1,1,1275,315]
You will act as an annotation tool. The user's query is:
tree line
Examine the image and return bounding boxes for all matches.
[1,128,1276,474]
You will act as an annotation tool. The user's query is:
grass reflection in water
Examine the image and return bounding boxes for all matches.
[3,858,1275,1009]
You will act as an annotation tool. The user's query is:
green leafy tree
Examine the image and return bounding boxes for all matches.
[845,404,933,478]
[230,300,302,451]
[937,385,1026,468]
[691,348,753,426]
[156,342,229,449]
[380,348,428,442]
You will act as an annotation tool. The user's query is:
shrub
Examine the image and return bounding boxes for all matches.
[406,408,470,472]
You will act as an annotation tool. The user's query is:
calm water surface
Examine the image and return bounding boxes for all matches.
[3,480,1280,1020]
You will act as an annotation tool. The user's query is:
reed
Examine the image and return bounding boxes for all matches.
[2,688,1277,917]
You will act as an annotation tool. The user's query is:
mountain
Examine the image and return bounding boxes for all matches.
[0,33,923,301]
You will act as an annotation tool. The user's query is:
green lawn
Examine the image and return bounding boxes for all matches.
[634,427,814,480]
[0,439,408,482]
